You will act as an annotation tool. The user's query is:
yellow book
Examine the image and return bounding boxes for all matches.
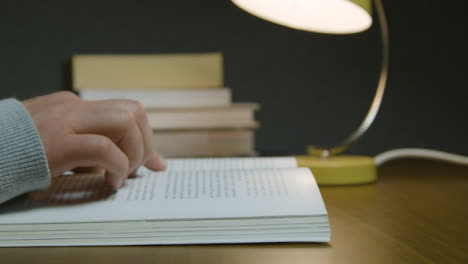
[72,52,223,90]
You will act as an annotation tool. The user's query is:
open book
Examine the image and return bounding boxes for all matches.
[0,157,330,247]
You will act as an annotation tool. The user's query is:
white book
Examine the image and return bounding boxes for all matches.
[0,157,330,247]
[79,88,231,108]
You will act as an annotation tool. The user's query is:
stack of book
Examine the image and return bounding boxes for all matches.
[72,52,258,157]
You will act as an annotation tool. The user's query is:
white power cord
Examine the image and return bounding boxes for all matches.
[374,148,468,167]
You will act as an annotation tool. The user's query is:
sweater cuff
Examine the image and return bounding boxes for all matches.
[0,99,51,204]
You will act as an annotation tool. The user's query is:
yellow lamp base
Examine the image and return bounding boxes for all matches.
[295,155,377,185]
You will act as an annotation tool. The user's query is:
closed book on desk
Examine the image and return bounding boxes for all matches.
[153,129,255,157]
[79,88,232,108]
[147,103,259,130]
[0,157,330,247]
[72,52,223,89]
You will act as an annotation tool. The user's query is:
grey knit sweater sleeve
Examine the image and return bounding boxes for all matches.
[0,99,50,204]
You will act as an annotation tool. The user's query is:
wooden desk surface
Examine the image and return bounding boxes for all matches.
[1,159,467,263]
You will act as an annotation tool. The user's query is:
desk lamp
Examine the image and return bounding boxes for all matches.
[231,0,389,185]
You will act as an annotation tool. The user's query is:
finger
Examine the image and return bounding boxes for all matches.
[85,100,166,171]
[128,151,167,178]
[115,112,144,175]
[70,103,145,174]
[145,151,167,171]
[63,134,129,188]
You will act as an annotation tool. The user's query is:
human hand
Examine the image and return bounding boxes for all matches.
[23,91,166,188]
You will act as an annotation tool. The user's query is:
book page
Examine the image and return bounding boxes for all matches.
[0,161,326,224]
[163,157,297,171]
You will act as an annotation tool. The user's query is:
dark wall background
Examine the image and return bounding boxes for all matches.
[1,0,467,156]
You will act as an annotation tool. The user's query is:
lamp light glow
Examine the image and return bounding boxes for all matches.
[231,0,372,34]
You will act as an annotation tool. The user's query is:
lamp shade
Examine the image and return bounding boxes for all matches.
[231,0,372,34]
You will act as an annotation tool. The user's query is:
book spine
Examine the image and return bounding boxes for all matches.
[79,88,231,108]
[154,130,255,157]
[72,53,223,89]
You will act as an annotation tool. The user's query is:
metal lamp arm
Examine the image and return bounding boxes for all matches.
[309,0,389,158]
